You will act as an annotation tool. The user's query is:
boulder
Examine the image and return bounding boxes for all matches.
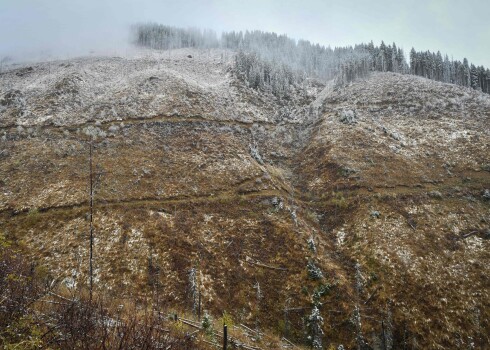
[338,109,357,124]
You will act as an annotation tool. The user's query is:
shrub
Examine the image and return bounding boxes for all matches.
[202,311,216,341]
[307,260,324,280]
[330,192,349,209]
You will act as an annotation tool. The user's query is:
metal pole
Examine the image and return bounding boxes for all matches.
[223,324,227,350]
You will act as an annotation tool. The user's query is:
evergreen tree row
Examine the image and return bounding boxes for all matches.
[358,41,410,74]
[133,24,384,95]
[409,48,490,93]
[133,24,489,95]
[133,23,219,50]
[233,50,296,97]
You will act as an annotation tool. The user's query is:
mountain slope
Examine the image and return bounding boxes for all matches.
[294,72,490,348]
[0,49,489,349]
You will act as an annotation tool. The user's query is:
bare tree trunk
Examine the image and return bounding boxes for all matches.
[89,139,94,302]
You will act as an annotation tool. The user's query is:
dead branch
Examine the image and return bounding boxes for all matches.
[461,230,478,238]
[364,287,381,305]
[202,339,220,348]
[245,260,288,271]
[48,291,77,303]
[179,317,202,329]
[281,337,298,348]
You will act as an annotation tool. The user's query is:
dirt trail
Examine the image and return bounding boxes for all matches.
[0,113,278,133]
[0,188,284,217]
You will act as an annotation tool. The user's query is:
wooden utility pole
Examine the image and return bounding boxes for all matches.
[89,139,94,302]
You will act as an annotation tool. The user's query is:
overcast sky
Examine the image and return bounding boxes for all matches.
[1,0,489,67]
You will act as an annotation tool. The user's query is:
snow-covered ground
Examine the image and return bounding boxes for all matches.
[0,48,324,130]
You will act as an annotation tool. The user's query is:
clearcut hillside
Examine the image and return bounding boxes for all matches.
[0,48,489,349]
